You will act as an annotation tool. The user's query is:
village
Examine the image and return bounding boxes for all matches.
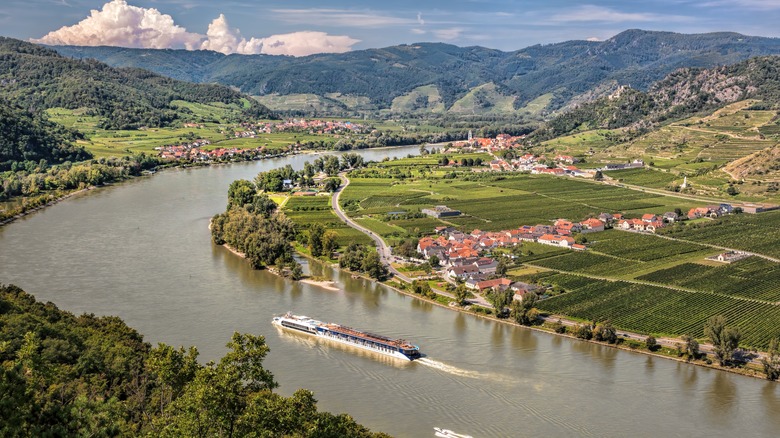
[155,139,293,161]
[155,118,369,161]
[413,202,739,301]
[444,132,644,178]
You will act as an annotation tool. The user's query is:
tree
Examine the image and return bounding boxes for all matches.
[146,343,200,417]
[680,335,699,361]
[251,194,277,217]
[227,179,256,209]
[323,178,341,192]
[453,284,469,306]
[593,321,618,344]
[550,319,567,334]
[322,231,339,255]
[645,336,658,351]
[308,224,325,257]
[574,324,592,340]
[290,262,303,280]
[594,170,604,181]
[428,254,440,268]
[705,315,741,366]
[761,338,780,381]
[361,250,388,280]
[510,291,538,325]
[486,289,513,317]
[495,258,508,277]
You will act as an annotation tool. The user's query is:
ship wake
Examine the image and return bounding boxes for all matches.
[416,357,490,380]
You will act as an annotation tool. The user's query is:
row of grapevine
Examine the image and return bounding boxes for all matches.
[537,279,780,349]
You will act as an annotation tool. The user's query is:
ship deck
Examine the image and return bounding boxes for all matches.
[324,324,416,350]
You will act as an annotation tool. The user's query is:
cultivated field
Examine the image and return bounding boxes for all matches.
[535,275,780,350]
[283,195,372,247]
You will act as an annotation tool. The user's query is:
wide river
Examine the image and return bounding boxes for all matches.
[1,146,779,437]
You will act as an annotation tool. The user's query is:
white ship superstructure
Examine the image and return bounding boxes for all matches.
[273,312,421,361]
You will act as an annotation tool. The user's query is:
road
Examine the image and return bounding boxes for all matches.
[332,173,410,283]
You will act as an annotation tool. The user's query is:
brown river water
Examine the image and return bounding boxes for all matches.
[1,146,779,437]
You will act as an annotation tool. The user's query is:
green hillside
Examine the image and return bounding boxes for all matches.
[0,98,90,169]
[532,56,780,142]
[0,37,272,130]
[51,30,780,114]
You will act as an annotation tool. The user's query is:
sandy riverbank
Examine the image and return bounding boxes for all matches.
[299,279,340,291]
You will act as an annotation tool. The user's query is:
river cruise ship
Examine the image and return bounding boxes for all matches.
[272,312,421,361]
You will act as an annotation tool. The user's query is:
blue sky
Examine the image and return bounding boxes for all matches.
[4,0,780,55]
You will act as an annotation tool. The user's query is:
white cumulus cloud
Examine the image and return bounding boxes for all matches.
[259,31,359,57]
[32,0,359,56]
[32,0,202,49]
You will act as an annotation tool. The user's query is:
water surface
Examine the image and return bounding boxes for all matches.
[1,146,778,437]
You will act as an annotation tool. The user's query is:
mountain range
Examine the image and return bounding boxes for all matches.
[51,30,780,115]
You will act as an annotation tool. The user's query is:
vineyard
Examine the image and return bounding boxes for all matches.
[283,196,372,246]
[659,210,780,259]
[530,252,639,276]
[636,258,780,302]
[342,168,699,237]
[587,230,706,262]
[536,277,780,349]
[603,168,680,189]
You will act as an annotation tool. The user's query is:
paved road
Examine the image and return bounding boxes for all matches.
[332,173,410,283]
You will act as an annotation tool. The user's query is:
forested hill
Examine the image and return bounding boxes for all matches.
[531,55,780,140]
[52,29,780,112]
[0,284,386,437]
[0,97,90,169]
[0,37,273,130]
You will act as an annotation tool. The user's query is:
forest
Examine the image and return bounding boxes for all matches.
[0,284,386,436]
[0,98,90,170]
[0,37,272,130]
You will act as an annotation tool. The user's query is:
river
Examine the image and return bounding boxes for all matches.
[1,145,779,437]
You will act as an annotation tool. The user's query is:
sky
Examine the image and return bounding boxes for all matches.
[3,0,780,56]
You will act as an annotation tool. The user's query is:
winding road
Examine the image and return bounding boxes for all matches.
[332,173,410,283]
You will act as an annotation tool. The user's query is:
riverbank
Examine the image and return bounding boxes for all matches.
[0,151,303,228]
[371,270,771,380]
[0,186,96,227]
